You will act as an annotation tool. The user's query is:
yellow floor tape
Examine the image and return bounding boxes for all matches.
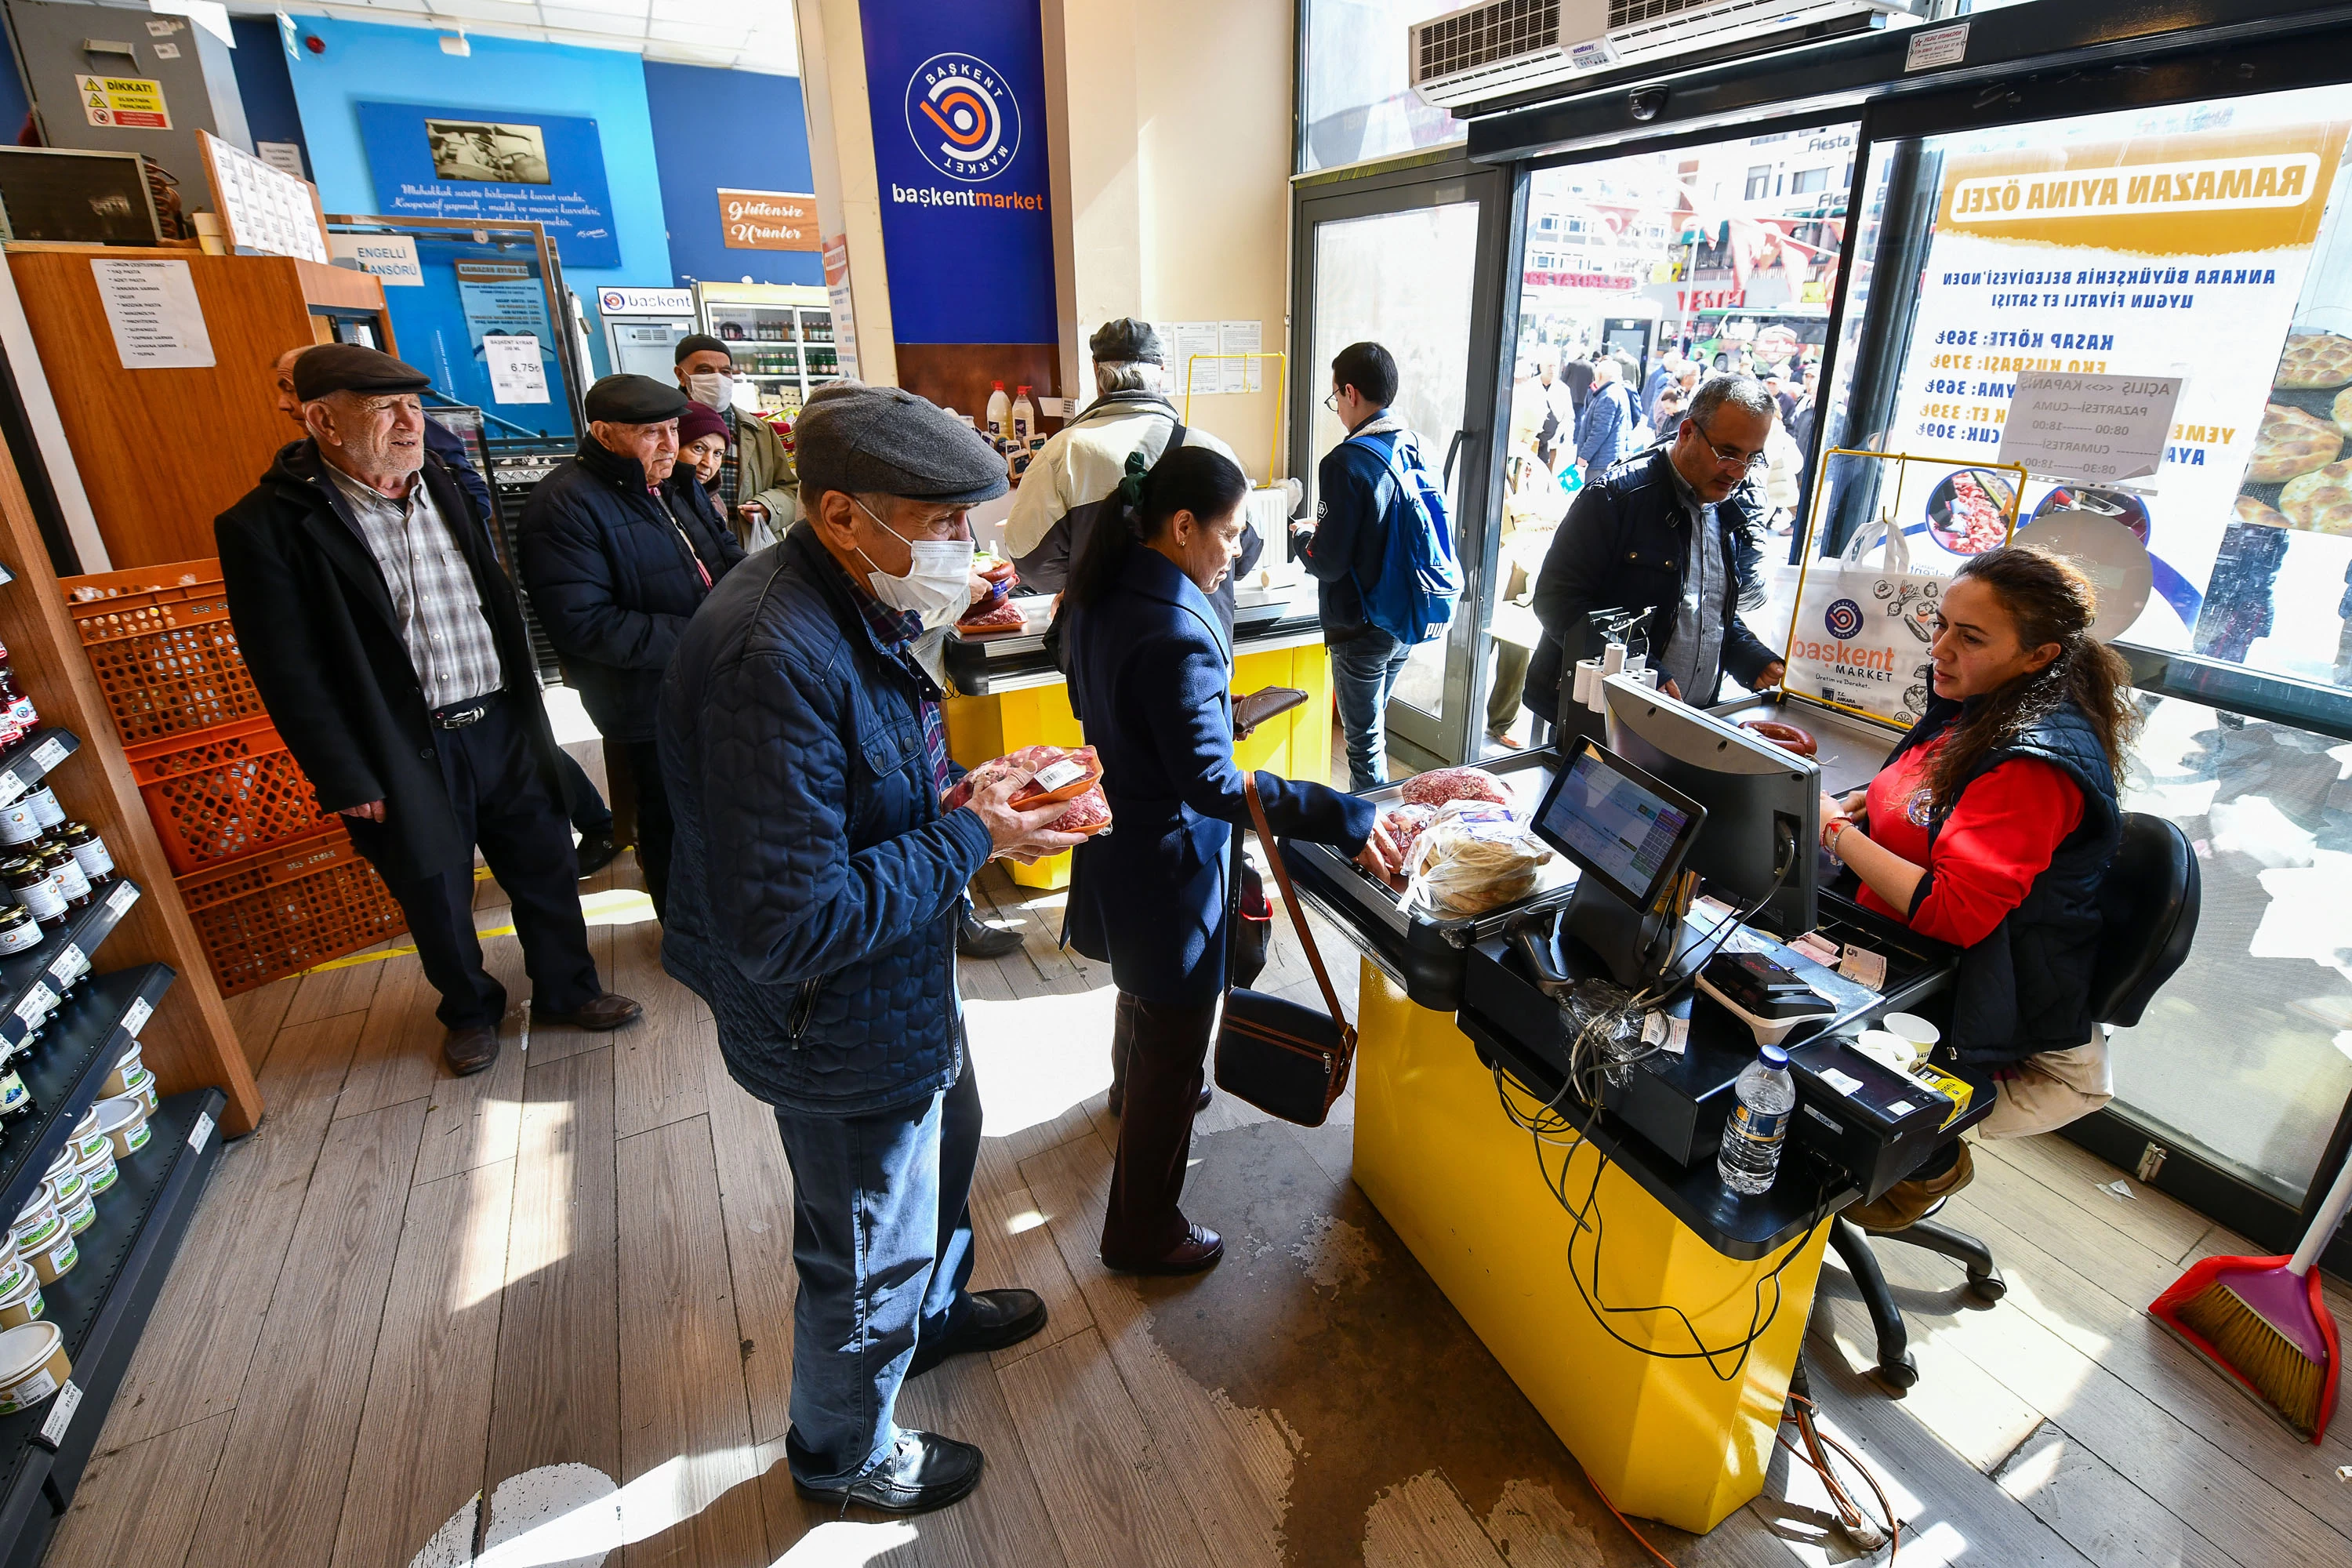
[293,888,655,976]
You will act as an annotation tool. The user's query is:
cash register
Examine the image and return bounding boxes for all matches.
[1462,681,1984,1204]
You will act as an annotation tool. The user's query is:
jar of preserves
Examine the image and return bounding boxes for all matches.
[40,845,87,910]
[0,802,38,850]
[1,858,63,926]
[20,788,61,832]
[0,906,39,956]
[55,823,111,887]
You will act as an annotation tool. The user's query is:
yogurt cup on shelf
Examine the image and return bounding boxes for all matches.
[93,1095,149,1159]
[0,1258,42,1330]
[0,1320,69,1414]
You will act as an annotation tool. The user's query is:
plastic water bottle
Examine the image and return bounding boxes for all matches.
[1718,1044,1796,1196]
[985,381,1011,445]
[1011,385,1036,444]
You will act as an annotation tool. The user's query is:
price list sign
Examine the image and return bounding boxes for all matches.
[1998,371,2182,483]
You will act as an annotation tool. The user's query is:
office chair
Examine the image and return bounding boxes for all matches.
[1828,811,2201,1388]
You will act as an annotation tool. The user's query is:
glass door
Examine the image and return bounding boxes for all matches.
[1292,158,1514,771]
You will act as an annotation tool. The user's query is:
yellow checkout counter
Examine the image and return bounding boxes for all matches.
[939,597,1331,887]
[1281,725,1976,1534]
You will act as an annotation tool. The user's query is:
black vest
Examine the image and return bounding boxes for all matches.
[1882,694,2121,1065]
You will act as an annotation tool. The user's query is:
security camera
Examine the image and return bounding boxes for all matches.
[1629,85,1668,122]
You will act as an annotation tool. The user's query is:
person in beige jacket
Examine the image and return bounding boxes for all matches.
[1004,319,1259,632]
[673,335,800,550]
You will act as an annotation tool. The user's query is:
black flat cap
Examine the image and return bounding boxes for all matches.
[292,343,430,401]
[674,333,730,365]
[795,383,1007,506]
[585,374,690,424]
[1089,318,1162,365]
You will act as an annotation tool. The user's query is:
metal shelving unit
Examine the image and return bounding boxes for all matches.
[692,283,840,416]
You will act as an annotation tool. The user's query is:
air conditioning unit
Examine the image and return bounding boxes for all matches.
[1410,0,1929,109]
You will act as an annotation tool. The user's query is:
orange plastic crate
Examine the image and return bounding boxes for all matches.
[176,829,407,996]
[128,716,339,876]
[60,559,266,748]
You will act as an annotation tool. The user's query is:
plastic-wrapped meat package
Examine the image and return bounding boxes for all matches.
[942,745,1106,832]
[1401,799,1554,916]
[1053,786,1112,835]
[956,597,1027,632]
[1378,804,1436,868]
[1399,766,1512,808]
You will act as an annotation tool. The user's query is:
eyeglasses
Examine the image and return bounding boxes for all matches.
[1688,419,1769,472]
[1323,390,1339,414]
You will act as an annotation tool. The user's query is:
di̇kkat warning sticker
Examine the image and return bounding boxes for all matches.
[76,75,171,131]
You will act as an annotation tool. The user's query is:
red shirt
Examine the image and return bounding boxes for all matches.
[1857,736,2085,949]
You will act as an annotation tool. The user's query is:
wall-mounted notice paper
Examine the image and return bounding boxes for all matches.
[483,334,550,404]
[1218,320,1264,394]
[91,258,214,369]
[1997,369,2183,485]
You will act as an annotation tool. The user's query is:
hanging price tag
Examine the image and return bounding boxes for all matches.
[106,881,139,914]
[34,1380,79,1449]
[187,1110,214,1152]
[122,996,153,1036]
[49,944,84,985]
[12,982,54,1027]
[0,771,21,808]
[28,736,66,773]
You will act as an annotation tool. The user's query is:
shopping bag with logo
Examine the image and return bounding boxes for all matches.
[1785,517,1943,728]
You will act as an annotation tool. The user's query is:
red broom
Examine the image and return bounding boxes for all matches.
[2151,1154,2352,1443]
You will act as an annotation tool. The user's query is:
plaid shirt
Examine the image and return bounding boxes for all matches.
[851,588,952,800]
[324,462,503,710]
[717,407,742,517]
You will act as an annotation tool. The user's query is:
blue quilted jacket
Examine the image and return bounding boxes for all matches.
[657,527,993,1115]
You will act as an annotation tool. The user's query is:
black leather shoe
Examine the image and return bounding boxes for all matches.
[1107,1085,1212,1118]
[573,829,620,877]
[957,906,1025,959]
[909,1289,1047,1377]
[1102,1223,1223,1276]
[792,1429,984,1514]
[531,992,643,1031]
[442,1024,499,1076]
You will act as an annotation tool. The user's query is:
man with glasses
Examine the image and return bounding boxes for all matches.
[1526,374,1787,738]
[658,383,1082,1514]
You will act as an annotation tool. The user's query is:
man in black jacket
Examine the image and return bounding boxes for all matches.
[218,345,640,1076]
[520,375,745,920]
[1527,374,1788,735]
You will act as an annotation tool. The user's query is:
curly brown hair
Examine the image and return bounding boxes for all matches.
[1925,543,2140,815]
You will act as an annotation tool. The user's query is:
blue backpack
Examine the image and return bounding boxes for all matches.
[1346,429,1461,645]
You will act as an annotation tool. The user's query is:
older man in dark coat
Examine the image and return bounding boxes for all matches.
[520,374,744,920]
[216,344,640,1076]
[659,383,1083,1514]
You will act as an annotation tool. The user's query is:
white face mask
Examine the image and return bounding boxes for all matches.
[686,372,735,409]
[853,497,974,628]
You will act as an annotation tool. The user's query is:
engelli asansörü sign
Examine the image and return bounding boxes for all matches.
[858,0,1057,346]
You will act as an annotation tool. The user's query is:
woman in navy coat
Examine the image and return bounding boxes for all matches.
[1062,446,1395,1273]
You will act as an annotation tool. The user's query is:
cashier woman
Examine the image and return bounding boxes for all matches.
[1060,445,1399,1275]
[1818,544,2136,1230]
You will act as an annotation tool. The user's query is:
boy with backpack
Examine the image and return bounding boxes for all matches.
[1299,342,1461,791]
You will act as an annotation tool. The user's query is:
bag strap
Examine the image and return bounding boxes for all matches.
[1241,773,1354,1045]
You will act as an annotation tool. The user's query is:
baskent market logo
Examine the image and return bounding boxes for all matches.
[906,53,1020,183]
[1824,598,1864,640]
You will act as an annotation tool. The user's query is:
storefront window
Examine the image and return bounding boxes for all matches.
[1487,122,1857,747]
[1299,1,1468,175]
[1818,85,2352,710]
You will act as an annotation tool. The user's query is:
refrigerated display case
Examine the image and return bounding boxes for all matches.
[692,281,842,416]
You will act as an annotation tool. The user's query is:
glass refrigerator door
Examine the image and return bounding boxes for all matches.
[606,318,692,380]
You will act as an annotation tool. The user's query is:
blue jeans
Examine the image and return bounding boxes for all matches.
[772,1054,980,1486]
[1330,630,1414,792]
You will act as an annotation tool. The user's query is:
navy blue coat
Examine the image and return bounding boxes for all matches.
[658,527,993,1116]
[1062,547,1375,1005]
[1305,422,1400,643]
[1879,694,2120,1067]
[518,437,746,742]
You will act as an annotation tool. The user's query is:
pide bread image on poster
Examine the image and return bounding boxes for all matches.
[1844,94,2352,680]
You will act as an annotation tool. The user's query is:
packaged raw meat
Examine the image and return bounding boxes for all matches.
[942,744,1103,812]
[956,598,1026,632]
[1053,786,1112,836]
[1377,804,1436,866]
[1739,720,1817,757]
[1399,766,1512,809]
[1401,799,1553,916]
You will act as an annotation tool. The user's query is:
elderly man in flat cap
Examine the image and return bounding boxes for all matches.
[216,343,641,1076]
[520,374,744,920]
[659,383,1084,1513]
[1004,318,1261,633]
[672,332,799,549]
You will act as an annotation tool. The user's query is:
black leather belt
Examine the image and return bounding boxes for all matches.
[429,691,502,729]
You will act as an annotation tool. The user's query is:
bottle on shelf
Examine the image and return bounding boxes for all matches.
[1718,1044,1795,1197]
[0,1066,32,1125]
[1011,385,1036,445]
[985,382,1011,446]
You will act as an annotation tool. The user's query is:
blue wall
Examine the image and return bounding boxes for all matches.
[642,62,821,289]
[229,16,308,175]
[282,18,675,378]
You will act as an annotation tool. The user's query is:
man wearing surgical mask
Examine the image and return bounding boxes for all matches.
[520,374,746,920]
[658,383,1080,1514]
[674,335,800,550]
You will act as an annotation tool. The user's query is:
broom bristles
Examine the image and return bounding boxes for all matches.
[2171,1279,2328,1439]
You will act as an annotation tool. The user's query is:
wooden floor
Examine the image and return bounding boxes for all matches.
[36,844,2352,1566]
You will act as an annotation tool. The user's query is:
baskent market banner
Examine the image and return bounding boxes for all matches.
[858,0,1056,347]
[1880,120,2350,646]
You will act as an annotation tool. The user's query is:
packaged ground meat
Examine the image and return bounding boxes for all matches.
[1054,786,1112,836]
[942,745,1107,828]
[956,598,1026,632]
[1399,766,1512,808]
[1401,799,1552,916]
[1378,804,1436,866]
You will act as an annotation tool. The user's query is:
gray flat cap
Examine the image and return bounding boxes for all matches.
[293,343,430,401]
[1089,318,1162,365]
[795,383,1008,506]
[585,374,689,424]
